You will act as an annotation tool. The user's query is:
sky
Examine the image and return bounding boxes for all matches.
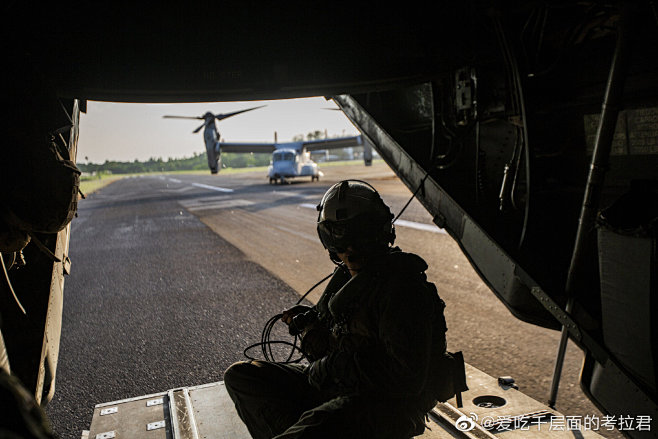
[78,97,360,163]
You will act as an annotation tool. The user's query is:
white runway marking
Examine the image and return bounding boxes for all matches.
[163,177,234,193]
[191,182,234,193]
[299,203,446,234]
[180,198,253,212]
[271,191,299,197]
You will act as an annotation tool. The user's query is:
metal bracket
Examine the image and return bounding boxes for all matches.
[455,67,477,125]
[146,397,164,407]
[529,287,582,341]
[433,212,447,229]
[99,406,117,416]
[147,420,166,431]
[63,256,72,276]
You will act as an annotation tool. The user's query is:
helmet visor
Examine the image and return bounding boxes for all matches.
[317,221,351,253]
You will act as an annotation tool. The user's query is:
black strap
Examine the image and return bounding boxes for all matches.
[450,351,468,408]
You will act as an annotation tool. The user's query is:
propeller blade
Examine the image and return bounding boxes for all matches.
[214,105,266,121]
[163,115,204,119]
[192,121,207,133]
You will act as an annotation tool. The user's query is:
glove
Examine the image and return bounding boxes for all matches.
[281,305,313,324]
[289,308,318,336]
[301,327,335,361]
[281,305,314,335]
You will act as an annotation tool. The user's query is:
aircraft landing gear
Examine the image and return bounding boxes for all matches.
[268,176,289,184]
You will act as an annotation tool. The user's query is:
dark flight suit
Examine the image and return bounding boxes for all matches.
[224,248,449,439]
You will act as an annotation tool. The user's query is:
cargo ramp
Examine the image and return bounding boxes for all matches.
[85,365,604,439]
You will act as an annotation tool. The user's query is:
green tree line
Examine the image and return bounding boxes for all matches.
[79,152,271,175]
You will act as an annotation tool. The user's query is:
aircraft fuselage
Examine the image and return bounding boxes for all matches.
[268,147,319,184]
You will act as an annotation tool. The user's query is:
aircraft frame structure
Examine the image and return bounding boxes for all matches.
[2,3,657,437]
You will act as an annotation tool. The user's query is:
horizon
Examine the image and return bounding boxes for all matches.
[77,97,360,164]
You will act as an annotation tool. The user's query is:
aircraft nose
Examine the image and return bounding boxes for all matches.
[274,162,294,174]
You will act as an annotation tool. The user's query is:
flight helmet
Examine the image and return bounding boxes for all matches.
[316,180,395,258]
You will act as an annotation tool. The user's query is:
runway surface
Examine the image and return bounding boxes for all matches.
[46,161,619,438]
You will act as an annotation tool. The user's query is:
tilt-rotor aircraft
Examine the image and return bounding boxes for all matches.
[163,106,265,174]
[218,134,372,184]
[3,2,658,438]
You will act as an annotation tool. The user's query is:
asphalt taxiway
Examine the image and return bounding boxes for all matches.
[46,162,619,438]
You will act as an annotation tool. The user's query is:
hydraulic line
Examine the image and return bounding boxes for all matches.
[548,4,632,409]
[1,252,26,315]
[492,12,532,247]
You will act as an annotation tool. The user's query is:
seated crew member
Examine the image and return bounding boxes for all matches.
[224,180,455,439]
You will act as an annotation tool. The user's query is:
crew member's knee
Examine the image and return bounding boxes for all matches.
[224,361,252,390]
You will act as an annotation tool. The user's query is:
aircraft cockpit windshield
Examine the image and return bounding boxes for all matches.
[273,151,295,162]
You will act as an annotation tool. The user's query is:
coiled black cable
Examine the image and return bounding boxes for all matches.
[242,270,334,363]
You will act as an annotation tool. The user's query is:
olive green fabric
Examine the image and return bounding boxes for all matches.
[310,248,448,400]
[224,361,426,439]
[225,248,448,438]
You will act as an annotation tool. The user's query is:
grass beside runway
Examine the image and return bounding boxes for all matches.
[79,160,384,195]
[79,174,124,196]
